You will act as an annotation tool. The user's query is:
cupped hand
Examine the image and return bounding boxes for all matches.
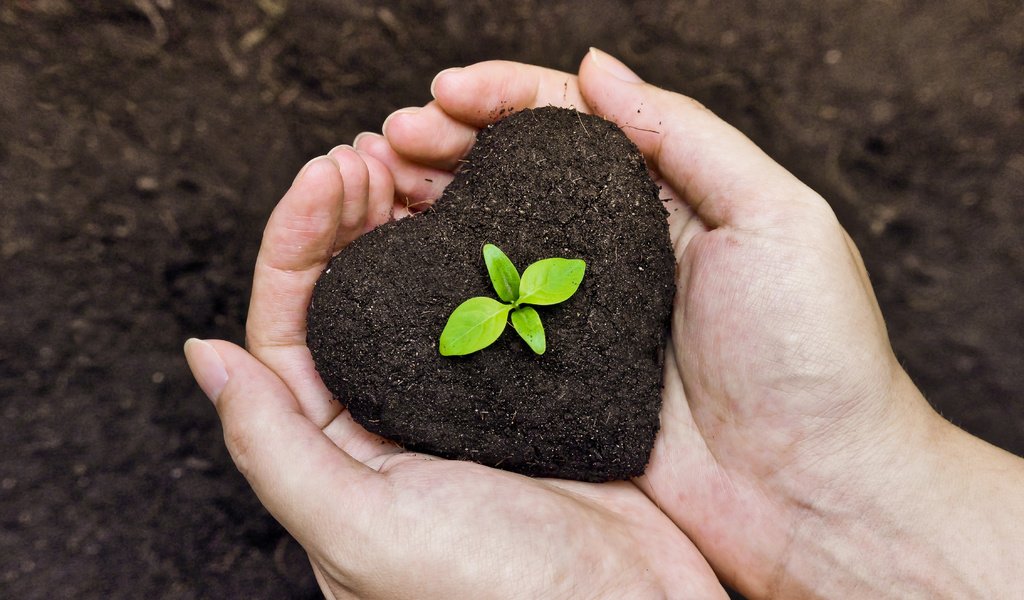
[373,49,956,598]
[184,148,726,598]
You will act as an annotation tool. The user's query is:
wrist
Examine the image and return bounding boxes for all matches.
[771,372,1024,598]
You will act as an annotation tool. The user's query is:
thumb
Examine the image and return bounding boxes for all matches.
[183,338,381,551]
[579,48,826,230]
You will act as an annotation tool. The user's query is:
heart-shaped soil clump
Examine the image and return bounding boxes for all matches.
[307,107,675,482]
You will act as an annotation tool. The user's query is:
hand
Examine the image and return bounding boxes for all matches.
[184,150,726,598]
[372,49,1024,598]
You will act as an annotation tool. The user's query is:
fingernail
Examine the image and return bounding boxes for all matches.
[290,155,317,183]
[184,338,228,403]
[352,131,381,150]
[588,47,643,84]
[328,143,355,158]
[381,107,421,138]
[293,155,333,185]
[430,67,463,99]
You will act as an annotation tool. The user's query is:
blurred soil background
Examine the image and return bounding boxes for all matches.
[1,0,1021,597]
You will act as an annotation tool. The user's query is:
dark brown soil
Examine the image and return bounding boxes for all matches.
[308,107,676,482]
[2,2,1021,598]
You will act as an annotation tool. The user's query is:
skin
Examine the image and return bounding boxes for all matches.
[186,49,1024,599]
[184,149,725,597]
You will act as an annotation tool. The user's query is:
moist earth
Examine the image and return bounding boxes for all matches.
[307,107,676,482]
[5,3,1022,598]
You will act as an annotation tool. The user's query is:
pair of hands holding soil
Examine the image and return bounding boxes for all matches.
[184,49,1024,599]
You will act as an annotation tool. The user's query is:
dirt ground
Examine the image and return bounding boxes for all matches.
[1,1,1021,598]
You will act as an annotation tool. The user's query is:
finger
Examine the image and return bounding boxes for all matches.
[316,150,400,458]
[579,48,830,230]
[430,61,589,127]
[321,408,402,464]
[353,132,452,212]
[184,339,381,551]
[356,149,399,226]
[247,156,345,426]
[248,156,342,348]
[382,102,478,171]
[325,145,369,250]
[655,176,708,262]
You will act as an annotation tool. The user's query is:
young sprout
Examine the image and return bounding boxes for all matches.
[439,244,586,356]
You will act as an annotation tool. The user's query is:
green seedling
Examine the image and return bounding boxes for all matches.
[439,244,586,356]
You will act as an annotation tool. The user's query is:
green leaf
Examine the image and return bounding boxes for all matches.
[511,306,546,354]
[439,297,513,356]
[517,258,587,306]
[482,244,520,303]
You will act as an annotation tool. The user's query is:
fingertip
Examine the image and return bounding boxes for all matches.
[352,147,388,181]
[430,66,464,99]
[328,144,370,186]
[578,53,819,230]
[293,154,341,187]
[328,144,367,185]
[383,101,478,171]
[284,156,345,219]
[264,154,345,264]
[198,340,380,544]
[184,338,228,404]
[381,107,421,139]
[353,132,394,166]
[327,144,371,242]
[430,65,491,121]
[432,61,587,127]
[358,141,451,212]
[327,143,356,160]
[353,131,385,153]
[197,339,286,429]
[381,108,426,146]
[584,47,644,84]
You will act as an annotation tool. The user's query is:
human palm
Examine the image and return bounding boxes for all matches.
[648,202,916,593]
[369,51,941,597]
[312,456,719,599]
[186,146,724,597]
